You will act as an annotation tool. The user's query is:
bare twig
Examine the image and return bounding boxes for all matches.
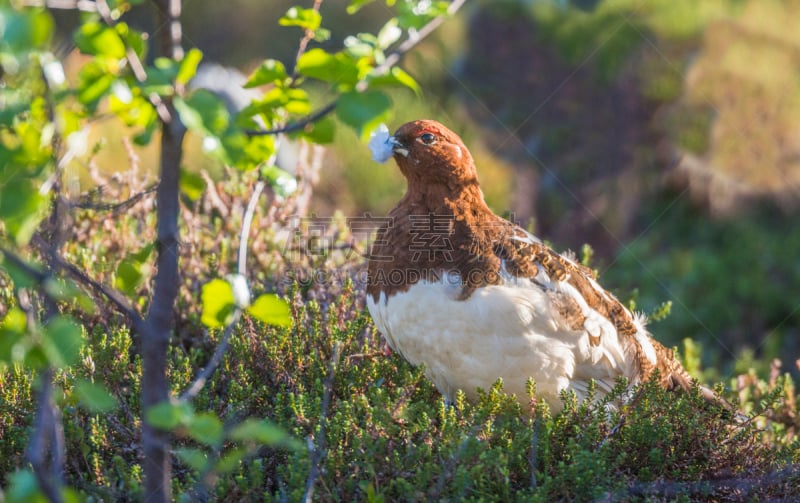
[246,101,337,137]
[356,0,468,90]
[603,465,800,501]
[71,184,158,213]
[23,236,146,331]
[529,417,540,489]
[178,310,241,401]
[238,180,266,277]
[303,342,341,503]
[180,179,267,401]
[1,245,136,332]
[0,247,47,283]
[345,351,385,362]
[15,0,97,11]
[290,0,325,81]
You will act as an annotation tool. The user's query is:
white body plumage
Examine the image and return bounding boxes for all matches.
[367,271,656,411]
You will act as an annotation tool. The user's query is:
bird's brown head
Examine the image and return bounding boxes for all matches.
[389,120,479,190]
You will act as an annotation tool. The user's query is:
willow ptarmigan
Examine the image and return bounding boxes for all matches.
[365,119,715,412]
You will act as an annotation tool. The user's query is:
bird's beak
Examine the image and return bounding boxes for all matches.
[389,137,409,157]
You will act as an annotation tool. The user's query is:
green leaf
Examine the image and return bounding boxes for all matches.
[24,346,48,369]
[229,419,299,449]
[142,58,178,94]
[176,448,208,471]
[344,35,376,59]
[6,470,46,503]
[260,166,297,199]
[299,116,335,144]
[0,308,28,365]
[134,118,159,146]
[215,447,248,474]
[336,90,392,139]
[376,18,402,49]
[115,258,144,295]
[201,278,236,329]
[74,22,126,59]
[0,8,54,53]
[116,22,146,61]
[179,168,206,201]
[176,48,204,86]
[367,67,420,95]
[76,61,116,110]
[0,178,48,245]
[43,278,96,314]
[397,0,449,30]
[296,49,360,88]
[313,27,331,42]
[225,132,277,172]
[74,379,117,413]
[0,253,42,289]
[279,7,322,31]
[246,293,292,327]
[175,90,230,138]
[346,0,376,15]
[1,307,27,334]
[114,244,153,295]
[42,315,83,368]
[244,59,288,88]
[130,243,154,264]
[284,88,311,115]
[188,412,224,447]
[146,400,193,430]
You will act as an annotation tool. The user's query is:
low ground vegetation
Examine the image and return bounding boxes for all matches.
[2,176,798,501]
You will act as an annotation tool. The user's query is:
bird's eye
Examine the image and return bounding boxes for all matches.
[419,132,437,145]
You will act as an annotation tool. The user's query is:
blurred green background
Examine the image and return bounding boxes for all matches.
[56,0,800,378]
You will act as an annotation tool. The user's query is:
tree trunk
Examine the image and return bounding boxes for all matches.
[141,2,185,498]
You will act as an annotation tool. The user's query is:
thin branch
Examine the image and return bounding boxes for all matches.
[24,236,146,330]
[71,184,158,213]
[0,247,48,283]
[238,180,266,277]
[15,0,98,11]
[181,179,267,401]
[610,465,800,500]
[529,417,540,489]
[246,101,337,137]
[303,342,341,503]
[358,0,468,89]
[246,0,333,139]
[179,310,241,401]
[289,0,325,82]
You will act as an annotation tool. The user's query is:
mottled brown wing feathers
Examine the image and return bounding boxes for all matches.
[490,221,704,393]
[490,223,639,338]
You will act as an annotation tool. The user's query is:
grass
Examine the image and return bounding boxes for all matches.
[1,171,799,501]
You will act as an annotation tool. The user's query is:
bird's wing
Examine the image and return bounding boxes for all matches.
[487,222,673,392]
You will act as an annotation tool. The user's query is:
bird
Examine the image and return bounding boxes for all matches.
[365,119,719,413]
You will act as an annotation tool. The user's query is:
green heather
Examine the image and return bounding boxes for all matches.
[2,175,799,501]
